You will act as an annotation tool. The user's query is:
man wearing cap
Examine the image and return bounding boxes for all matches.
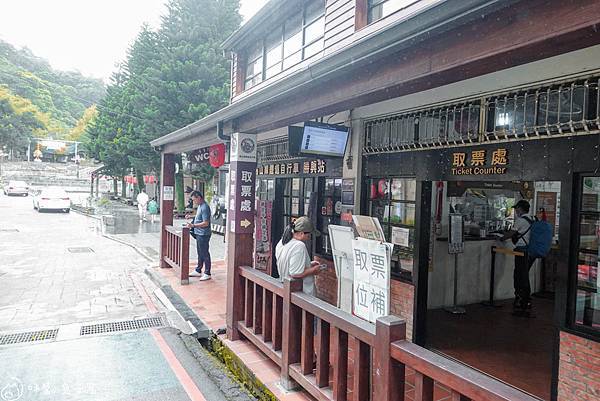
[275,216,321,296]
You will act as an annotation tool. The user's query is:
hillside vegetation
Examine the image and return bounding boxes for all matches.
[0,39,105,153]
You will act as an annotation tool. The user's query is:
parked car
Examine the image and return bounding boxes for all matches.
[3,180,29,196]
[32,187,71,213]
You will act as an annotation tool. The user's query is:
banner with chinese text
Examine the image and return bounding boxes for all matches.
[352,237,392,323]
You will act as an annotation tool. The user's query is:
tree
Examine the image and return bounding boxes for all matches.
[0,98,45,157]
[66,105,98,142]
[84,0,241,207]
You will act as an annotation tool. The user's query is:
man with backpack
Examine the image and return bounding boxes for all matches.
[502,200,553,317]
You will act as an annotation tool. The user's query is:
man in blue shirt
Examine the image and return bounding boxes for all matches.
[186,191,212,281]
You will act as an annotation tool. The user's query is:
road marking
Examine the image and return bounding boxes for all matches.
[131,274,207,401]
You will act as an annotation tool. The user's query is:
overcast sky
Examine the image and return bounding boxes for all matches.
[0,0,269,82]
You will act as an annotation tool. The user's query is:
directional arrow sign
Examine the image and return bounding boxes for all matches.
[240,219,251,228]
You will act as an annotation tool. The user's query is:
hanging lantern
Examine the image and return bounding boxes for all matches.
[209,143,226,168]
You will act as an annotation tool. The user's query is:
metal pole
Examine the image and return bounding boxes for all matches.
[445,253,466,314]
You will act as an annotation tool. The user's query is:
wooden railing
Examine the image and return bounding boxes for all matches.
[163,225,190,285]
[235,265,539,401]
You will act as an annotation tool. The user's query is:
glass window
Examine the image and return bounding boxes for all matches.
[265,28,283,79]
[304,16,324,45]
[574,176,600,333]
[367,177,417,280]
[316,177,342,256]
[244,43,263,89]
[368,0,416,23]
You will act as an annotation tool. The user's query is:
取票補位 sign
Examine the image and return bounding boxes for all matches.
[352,237,391,323]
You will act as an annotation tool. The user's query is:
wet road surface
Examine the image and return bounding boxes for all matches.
[0,193,250,401]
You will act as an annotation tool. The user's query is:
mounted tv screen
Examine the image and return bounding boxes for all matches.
[299,121,349,157]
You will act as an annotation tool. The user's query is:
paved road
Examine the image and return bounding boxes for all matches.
[0,193,251,401]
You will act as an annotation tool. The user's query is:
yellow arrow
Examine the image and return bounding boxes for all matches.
[240,219,251,228]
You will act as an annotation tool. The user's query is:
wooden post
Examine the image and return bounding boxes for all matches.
[414,372,434,401]
[263,289,273,342]
[226,133,257,341]
[332,328,349,401]
[181,226,190,284]
[273,294,283,351]
[159,153,175,268]
[281,278,303,390]
[373,316,406,401]
[353,338,370,401]
[316,318,331,388]
[300,310,315,375]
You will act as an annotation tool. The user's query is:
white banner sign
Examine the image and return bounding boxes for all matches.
[352,237,391,323]
[163,186,174,201]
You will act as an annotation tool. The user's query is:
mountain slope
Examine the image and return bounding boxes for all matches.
[0,39,105,138]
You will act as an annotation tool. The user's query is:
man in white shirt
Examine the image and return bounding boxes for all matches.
[503,200,536,315]
[275,216,321,296]
[136,189,149,221]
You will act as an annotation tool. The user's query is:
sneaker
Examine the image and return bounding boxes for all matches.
[199,273,211,281]
[195,267,202,274]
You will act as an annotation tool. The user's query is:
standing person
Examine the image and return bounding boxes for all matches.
[136,188,149,221]
[275,216,321,296]
[502,200,536,316]
[147,197,159,223]
[186,191,212,281]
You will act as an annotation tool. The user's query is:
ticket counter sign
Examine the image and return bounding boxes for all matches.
[451,148,508,175]
[352,237,391,323]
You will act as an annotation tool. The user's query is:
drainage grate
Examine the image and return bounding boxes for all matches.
[80,317,164,336]
[67,247,94,253]
[0,229,19,232]
[0,329,58,345]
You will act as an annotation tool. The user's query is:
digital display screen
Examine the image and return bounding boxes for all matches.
[300,122,349,157]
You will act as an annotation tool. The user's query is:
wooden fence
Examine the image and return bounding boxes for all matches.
[235,265,539,401]
[163,225,190,285]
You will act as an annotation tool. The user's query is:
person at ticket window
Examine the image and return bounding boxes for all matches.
[275,216,322,296]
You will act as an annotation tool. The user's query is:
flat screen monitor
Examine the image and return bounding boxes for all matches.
[299,121,349,157]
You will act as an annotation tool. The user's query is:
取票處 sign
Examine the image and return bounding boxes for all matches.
[229,133,257,234]
[352,237,391,323]
[451,148,508,175]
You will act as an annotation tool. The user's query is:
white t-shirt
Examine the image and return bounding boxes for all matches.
[513,214,533,248]
[275,238,315,296]
[136,192,149,206]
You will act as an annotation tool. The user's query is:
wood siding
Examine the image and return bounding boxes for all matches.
[324,0,355,55]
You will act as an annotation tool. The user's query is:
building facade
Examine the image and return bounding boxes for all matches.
[152,1,600,400]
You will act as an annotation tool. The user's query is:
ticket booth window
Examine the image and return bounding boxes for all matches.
[367,177,416,280]
[574,176,600,334]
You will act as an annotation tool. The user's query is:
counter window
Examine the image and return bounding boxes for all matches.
[368,177,416,280]
[574,176,600,334]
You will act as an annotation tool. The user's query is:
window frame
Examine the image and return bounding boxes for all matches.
[367,0,418,24]
[366,176,417,282]
[569,173,600,339]
[242,0,325,90]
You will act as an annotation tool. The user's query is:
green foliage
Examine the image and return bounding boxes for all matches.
[0,40,105,139]
[85,0,241,189]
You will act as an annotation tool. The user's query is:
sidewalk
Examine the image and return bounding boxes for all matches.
[152,261,313,401]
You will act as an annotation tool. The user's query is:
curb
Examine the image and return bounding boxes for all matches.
[179,333,256,401]
[144,267,212,339]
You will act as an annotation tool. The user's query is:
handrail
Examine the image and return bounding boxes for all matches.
[165,225,183,235]
[390,341,540,401]
[291,291,376,346]
[239,265,284,296]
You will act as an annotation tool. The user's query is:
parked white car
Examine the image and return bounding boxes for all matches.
[33,187,71,213]
[3,180,29,196]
